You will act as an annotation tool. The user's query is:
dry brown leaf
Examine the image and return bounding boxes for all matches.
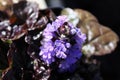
[61,8,119,56]
[0,0,13,10]
[0,0,13,17]
[74,9,119,56]
[74,9,98,23]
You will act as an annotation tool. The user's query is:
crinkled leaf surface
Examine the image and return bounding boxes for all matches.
[75,9,119,56]
[61,8,119,56]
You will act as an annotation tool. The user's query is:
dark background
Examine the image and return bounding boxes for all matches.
[47,0,120,80]
[63,0,120,80]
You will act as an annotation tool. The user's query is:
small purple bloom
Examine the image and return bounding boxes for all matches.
[44,23,56,32]
[39,15,86,71]
[65,43,71,48]
[39,40,55,64]
[59,44,82,70]
[54,40,67,59]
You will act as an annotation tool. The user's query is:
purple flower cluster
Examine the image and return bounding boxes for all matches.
[39,16,86,70]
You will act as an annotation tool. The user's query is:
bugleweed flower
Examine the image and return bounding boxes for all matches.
[39,15,86,70]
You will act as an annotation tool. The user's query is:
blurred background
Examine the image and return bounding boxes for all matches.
[46,0,120,80]
[0,0,119,80]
